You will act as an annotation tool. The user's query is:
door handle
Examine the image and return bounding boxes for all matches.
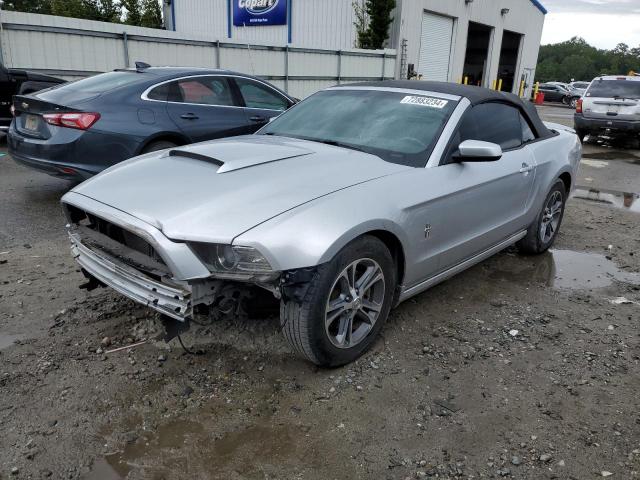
[249,115,267,123]
[180,113,199,120]
[519,163,534,173]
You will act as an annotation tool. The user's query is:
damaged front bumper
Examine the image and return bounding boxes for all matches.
[70,232,192,320]
[62,192,284,323]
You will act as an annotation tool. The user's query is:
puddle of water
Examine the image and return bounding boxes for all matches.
[490,249,640,290]
[81,458,121,480]
[582,151,640,161]
[98,417,317,479]
[581,159,609,168]
[105,419,204,477]
[0,333,25,351]
[572,187,640,213]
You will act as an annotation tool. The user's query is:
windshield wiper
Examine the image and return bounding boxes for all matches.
[315,139,366,153]
[261,133,368,153]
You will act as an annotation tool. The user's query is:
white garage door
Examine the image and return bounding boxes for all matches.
[418,12,453,81]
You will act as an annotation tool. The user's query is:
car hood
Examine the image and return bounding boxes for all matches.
[70,135,409,243]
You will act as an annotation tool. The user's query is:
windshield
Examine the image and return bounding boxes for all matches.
[586,80,640,99]
[260,89,458,166]
[572,82,589,89]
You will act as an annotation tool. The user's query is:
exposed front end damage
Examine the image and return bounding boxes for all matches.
[70,231,192,320]
[62,193,287,330]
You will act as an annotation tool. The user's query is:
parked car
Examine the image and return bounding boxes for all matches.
[574,75,640,142]
[61,81,581,366]
[547,81,571,90]
[538,83,580,107]
[568,81,590,96]
[0,63,65,133]
[8,66,296,180]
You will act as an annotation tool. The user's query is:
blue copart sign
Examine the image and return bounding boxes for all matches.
[233,0,287,26]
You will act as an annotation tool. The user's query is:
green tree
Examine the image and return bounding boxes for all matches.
[2,0,52,14]
[536,37,640,82]
[140,0,163,29]
[352,0,395,50]
[121,0,142,26]
[85,0,122,23]
[50,0,88,19]
[353,0,369,49]
[365,0,395,49]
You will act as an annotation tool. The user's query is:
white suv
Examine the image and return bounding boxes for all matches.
[574,75,640,142]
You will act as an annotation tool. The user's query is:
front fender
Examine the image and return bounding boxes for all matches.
[232,183,410,273]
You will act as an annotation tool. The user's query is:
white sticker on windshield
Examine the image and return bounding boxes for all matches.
[400,95,449,109]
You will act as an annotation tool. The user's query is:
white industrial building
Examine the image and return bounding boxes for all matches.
[164,0,546,95]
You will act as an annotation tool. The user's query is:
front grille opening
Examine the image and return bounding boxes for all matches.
[66,204,165,266]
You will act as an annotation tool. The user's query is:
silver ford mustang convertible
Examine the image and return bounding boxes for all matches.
[61,81,581,366]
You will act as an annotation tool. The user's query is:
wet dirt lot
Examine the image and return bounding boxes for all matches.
[1,104,639,480]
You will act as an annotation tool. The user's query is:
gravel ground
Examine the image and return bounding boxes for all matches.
[0,105,639,480]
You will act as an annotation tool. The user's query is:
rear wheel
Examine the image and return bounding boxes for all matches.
[517,180,567,254]
[576,129,587,143]
[280,236,396,367]
[141,140,178,154]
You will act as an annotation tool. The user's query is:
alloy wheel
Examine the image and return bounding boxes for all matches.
[539,190,563,244]
[325,258,386,349]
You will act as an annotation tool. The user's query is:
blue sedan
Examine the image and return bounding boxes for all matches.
[8,66,296,180]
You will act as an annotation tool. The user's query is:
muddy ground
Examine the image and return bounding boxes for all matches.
[1,104,639,480]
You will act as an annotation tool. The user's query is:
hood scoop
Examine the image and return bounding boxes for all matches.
[164,137,313,173]
[168,149,224,166]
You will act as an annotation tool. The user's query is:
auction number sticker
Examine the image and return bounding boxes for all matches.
[400,96,449,108]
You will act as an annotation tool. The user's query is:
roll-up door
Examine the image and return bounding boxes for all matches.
[418,12,454,81]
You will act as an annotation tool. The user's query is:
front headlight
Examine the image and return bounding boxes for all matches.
[190,243,275,278]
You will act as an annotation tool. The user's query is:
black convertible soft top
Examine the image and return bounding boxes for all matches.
[346,80,554,140]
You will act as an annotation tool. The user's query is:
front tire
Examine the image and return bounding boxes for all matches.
[517,180,567,254]
[280,236,396,367]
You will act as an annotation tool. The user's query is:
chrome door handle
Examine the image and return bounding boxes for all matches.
[519,163,534,173]
[180,113,199,120]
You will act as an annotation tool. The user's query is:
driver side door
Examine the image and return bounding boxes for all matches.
[421,102,538,273]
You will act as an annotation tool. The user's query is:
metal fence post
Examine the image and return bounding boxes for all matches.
[284,45,289,93]
[216,40,221,68]
[0,6,5,65]
[122,31,129,67]
[337,50,342,84]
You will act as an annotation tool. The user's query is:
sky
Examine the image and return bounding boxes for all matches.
[540,0,640,49]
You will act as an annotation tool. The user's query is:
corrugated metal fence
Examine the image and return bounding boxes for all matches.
[0,11,396,98]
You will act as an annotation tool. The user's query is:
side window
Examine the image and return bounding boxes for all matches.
[235,78,288,111]
[520,113,536,143]
[172,77,236,106]
[146,82,170,101]
[457,103,523,150]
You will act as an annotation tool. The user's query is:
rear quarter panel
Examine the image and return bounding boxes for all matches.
[524,129,581,225]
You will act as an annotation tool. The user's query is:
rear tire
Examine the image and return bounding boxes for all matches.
[576,129,587,143]
[141,140,178,153]
[517,180,567,255]
[280,235,396,367]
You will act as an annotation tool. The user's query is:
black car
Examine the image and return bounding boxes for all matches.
[537,83,576,104]
[8,66,296,180]
[1,63,65,132]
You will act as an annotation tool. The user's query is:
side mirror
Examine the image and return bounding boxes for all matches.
[268,115,278,123]
[453,140,502,162]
